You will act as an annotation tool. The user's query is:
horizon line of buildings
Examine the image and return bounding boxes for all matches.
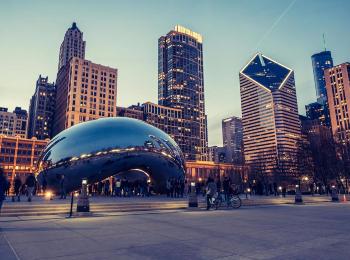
[1,22,349,186]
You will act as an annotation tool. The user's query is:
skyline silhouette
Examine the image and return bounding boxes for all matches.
[0,0,349,146]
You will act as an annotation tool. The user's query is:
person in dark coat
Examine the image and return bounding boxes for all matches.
[206,177,216,210]
[223,176,231,201]
[59,175,66,199]
[5,180,10,197]
[42,176,47,195]
[25,174,36,202]
[0,168,8,214]
[14,175,22,202]
[282,186,287,198]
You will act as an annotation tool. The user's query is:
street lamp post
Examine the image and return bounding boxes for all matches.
[278,186,282,197]
[188,181,198,208]
[295,178,303,204]
[331,185,339,202]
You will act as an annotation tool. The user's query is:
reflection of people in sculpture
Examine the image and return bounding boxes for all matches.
[59,175,66,199]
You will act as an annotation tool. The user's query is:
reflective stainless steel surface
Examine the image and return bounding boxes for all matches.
[37,117,185,193]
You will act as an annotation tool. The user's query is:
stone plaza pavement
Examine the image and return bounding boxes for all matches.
[2,194,348,217]
[1,202,350,260]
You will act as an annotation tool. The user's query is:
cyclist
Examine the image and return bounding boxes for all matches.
[206,176,216,210]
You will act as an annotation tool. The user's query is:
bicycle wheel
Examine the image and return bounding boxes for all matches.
[230,196,242,209]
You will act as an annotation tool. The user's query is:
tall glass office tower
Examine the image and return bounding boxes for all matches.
[222,116,243,164]
[311,51,333,104]
[240,53,301,178]
[158,25,208,161]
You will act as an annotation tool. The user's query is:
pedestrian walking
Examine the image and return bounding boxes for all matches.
[14,175,22,202]
[104,179,110,196]
[206,176,217,210]
[170,178,175,198]
[42,176,47,195]
[180,178,185,198]
[116,179,121,197]
[0,168,8,214]
[59,175,66,199]
[273,182,278,196]
[111,177,116,196]
[166,178,171,197]
[25,174,36,202]
[282,186,286,198]
[97,181,103,195]
[5,180,11,197]
[223,176,231,202]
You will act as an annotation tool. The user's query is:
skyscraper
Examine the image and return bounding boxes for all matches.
[305,101,329,126]
[53,57,117,136]
[311,51,333,104]
[142,102,184,145]
[0,107,27,138]
[325,63,350,143]
[28,75,56,140]
[222,116,243,164]
[58,22,86,71]
[158,25,208,160]
[239,53,300,177]
[208,146,226,163]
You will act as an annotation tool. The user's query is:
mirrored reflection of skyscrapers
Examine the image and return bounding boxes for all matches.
[239,53,301,178]
[158,25,208,160]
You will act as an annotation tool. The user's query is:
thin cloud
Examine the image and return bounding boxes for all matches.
[255,0,297,51]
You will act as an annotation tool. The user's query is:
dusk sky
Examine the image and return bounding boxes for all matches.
[0,0,349,146]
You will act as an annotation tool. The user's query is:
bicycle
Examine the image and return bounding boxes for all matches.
[211,192,242,209]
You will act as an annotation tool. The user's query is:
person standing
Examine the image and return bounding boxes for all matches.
[5,180,10,197]
[223,176,231,202]
[116,179,121,197]
[0,168,8,214]
[14,175,22,202]
[25,174,36,202]
[180,178,185,198]
[59,175,66,199]
[97,181,103,195]
[273,182,278,196]
[206,177,217,210]
[166,178,171,197]
[104,179,110,196]
[42,176,47,195]
[170,178,175,198]
[282,186,286,198]
[110,177,116,196]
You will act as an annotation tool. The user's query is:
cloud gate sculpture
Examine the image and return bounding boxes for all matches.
[37,117,186,193]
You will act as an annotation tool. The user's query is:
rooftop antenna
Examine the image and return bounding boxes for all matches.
[322,33,327,51]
